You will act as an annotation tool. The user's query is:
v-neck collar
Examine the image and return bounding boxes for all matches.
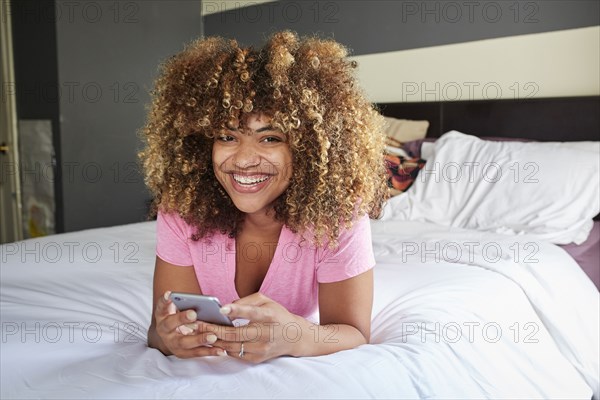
[227,225,288,300]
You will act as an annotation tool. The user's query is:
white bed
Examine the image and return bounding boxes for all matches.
[1,216,598,399]
[2,127,599,399]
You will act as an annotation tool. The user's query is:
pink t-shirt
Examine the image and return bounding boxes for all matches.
[156,211,375,320]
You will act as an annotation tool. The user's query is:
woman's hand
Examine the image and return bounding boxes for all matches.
[153,291,227,358]
[200,293,307,363]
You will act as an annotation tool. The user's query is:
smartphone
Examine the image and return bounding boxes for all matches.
[170,292,234,326]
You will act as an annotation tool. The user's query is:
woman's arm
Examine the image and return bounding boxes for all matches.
[293,268,373,356]
[148,257,224,357]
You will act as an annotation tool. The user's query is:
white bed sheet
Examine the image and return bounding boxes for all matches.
[1,220,598,399]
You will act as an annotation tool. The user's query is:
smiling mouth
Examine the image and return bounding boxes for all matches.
[232,174,270,186]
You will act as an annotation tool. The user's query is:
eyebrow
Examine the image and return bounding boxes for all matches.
[255,125,275,133]
[227,124,277,134]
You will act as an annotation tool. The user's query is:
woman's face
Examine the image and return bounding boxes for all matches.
[212,113,293,216]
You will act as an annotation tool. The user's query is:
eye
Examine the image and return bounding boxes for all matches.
[262,136,283,143]
[217,134,235,142]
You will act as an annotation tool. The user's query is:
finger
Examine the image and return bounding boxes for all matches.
[213,340,254,361]
[175,324,197,335]
[216,340,270,363]
[177,331,221,350]
[155,291,178,332]
[201,322,263,343]
[154,290,174,318]
[232,292,270,307]
[220,303,275,323]
[197,322,244,341]
[160,308,199,334]
[173,344,228,359]
[213,339,245,355]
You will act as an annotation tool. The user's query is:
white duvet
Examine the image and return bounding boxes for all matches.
[1,220,598,399]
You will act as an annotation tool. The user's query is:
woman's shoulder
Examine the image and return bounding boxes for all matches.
[157,209,189,228]
[157,210,228,243]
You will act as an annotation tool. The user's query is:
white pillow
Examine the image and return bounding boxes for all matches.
[419,139,600,160]
[384,131,600,244]
[421,142,435,159]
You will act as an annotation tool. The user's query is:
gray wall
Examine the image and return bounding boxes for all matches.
[55,0,202,232]
[204,0,599,53]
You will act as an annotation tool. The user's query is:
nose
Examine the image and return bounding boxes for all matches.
[232,143,260,169]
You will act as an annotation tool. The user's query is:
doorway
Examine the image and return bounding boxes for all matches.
[0,1,23,244]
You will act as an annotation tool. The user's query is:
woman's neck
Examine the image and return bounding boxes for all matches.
[243,209,283,235]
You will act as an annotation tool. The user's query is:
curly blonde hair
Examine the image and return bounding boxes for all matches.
[139,31,388,246]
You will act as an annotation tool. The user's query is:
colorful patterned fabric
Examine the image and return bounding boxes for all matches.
[384,154,426,196]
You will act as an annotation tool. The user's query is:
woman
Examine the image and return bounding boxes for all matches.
[139,31,388,363]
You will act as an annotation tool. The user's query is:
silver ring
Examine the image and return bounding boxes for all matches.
[238,342,245,358]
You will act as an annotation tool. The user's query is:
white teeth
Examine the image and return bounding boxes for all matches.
[233,174,269,185]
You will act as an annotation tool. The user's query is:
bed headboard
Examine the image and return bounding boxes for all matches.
[378,95,600,221]
[377,96,600,141]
